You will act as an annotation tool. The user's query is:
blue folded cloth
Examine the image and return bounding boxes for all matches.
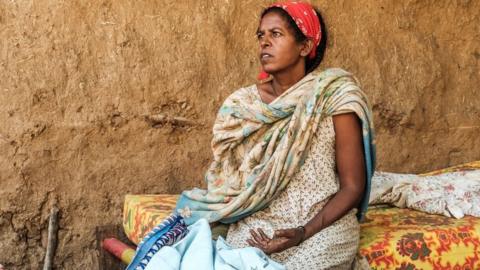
[142,218,285,270]
[127,214,188,270]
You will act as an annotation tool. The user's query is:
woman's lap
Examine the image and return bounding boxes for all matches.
[226,209,360,270]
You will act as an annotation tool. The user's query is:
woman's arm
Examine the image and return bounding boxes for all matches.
[303,112,366,239]
[247,112,366,254]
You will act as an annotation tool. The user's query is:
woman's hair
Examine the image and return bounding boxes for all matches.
[261,7,327,74]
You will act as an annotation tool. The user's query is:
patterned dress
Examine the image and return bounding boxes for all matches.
[226,85,360,269]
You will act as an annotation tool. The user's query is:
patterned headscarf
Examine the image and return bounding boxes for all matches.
[258,1,322,80]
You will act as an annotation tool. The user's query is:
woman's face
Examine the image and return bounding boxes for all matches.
[257,12,307,76]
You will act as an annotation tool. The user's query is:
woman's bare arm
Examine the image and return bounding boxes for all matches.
[303,112,366,239]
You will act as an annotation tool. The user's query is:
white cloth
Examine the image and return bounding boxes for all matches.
[370,170,480,218]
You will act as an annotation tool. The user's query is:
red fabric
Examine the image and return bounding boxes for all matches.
[271,1,321,59]
[258,1,322,80]
[102,238,134,258]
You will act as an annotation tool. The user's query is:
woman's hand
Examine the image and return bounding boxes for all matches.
[246,227,304,255]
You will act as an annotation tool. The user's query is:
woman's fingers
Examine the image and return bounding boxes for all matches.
[250,236,290,255]
[249,229,300,255]
[249,227,300,255]
[247,238,268,252]
[257,228,270,241]
[246,238,258,247]
[249,229,264,244]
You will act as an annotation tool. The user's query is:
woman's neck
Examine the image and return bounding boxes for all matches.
[270,63,306,96]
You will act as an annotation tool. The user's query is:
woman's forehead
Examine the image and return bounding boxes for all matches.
[258,12,289,31]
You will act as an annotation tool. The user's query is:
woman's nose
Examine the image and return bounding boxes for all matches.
[260,36,271,48]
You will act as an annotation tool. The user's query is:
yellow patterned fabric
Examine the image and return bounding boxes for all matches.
[359,207,480,270]
[123,194,178,244]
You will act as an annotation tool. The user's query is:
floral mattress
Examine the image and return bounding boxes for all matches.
[359,206,480,269]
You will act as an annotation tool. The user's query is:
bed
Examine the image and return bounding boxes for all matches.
[122,161,480,269]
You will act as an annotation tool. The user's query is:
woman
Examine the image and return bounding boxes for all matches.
[131,2,375,269]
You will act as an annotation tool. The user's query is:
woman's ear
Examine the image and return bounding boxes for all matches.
[300,39,314,57]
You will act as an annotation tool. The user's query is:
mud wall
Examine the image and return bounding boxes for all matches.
[0,0,479,269]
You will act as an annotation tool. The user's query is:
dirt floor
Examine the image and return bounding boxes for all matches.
[0,0,479,269]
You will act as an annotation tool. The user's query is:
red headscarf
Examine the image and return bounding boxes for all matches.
[258,1,322,80]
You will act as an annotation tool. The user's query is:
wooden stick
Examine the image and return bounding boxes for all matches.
[43,207,59,270]
[145,114,198,127]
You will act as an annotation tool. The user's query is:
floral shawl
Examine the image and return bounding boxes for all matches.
[176,68,376,225]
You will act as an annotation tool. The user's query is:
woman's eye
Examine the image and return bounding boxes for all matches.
[273,32,281,37]
[256,33,263,39]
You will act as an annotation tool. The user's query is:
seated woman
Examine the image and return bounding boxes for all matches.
[174,2,376,269]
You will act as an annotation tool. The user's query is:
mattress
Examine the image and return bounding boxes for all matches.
[123,161,480,268]
[123,194,178,244]
[359,206,480,269]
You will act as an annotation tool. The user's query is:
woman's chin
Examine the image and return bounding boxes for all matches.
[261,66,277,75]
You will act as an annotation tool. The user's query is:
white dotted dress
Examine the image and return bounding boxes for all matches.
[226,88,360,269]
